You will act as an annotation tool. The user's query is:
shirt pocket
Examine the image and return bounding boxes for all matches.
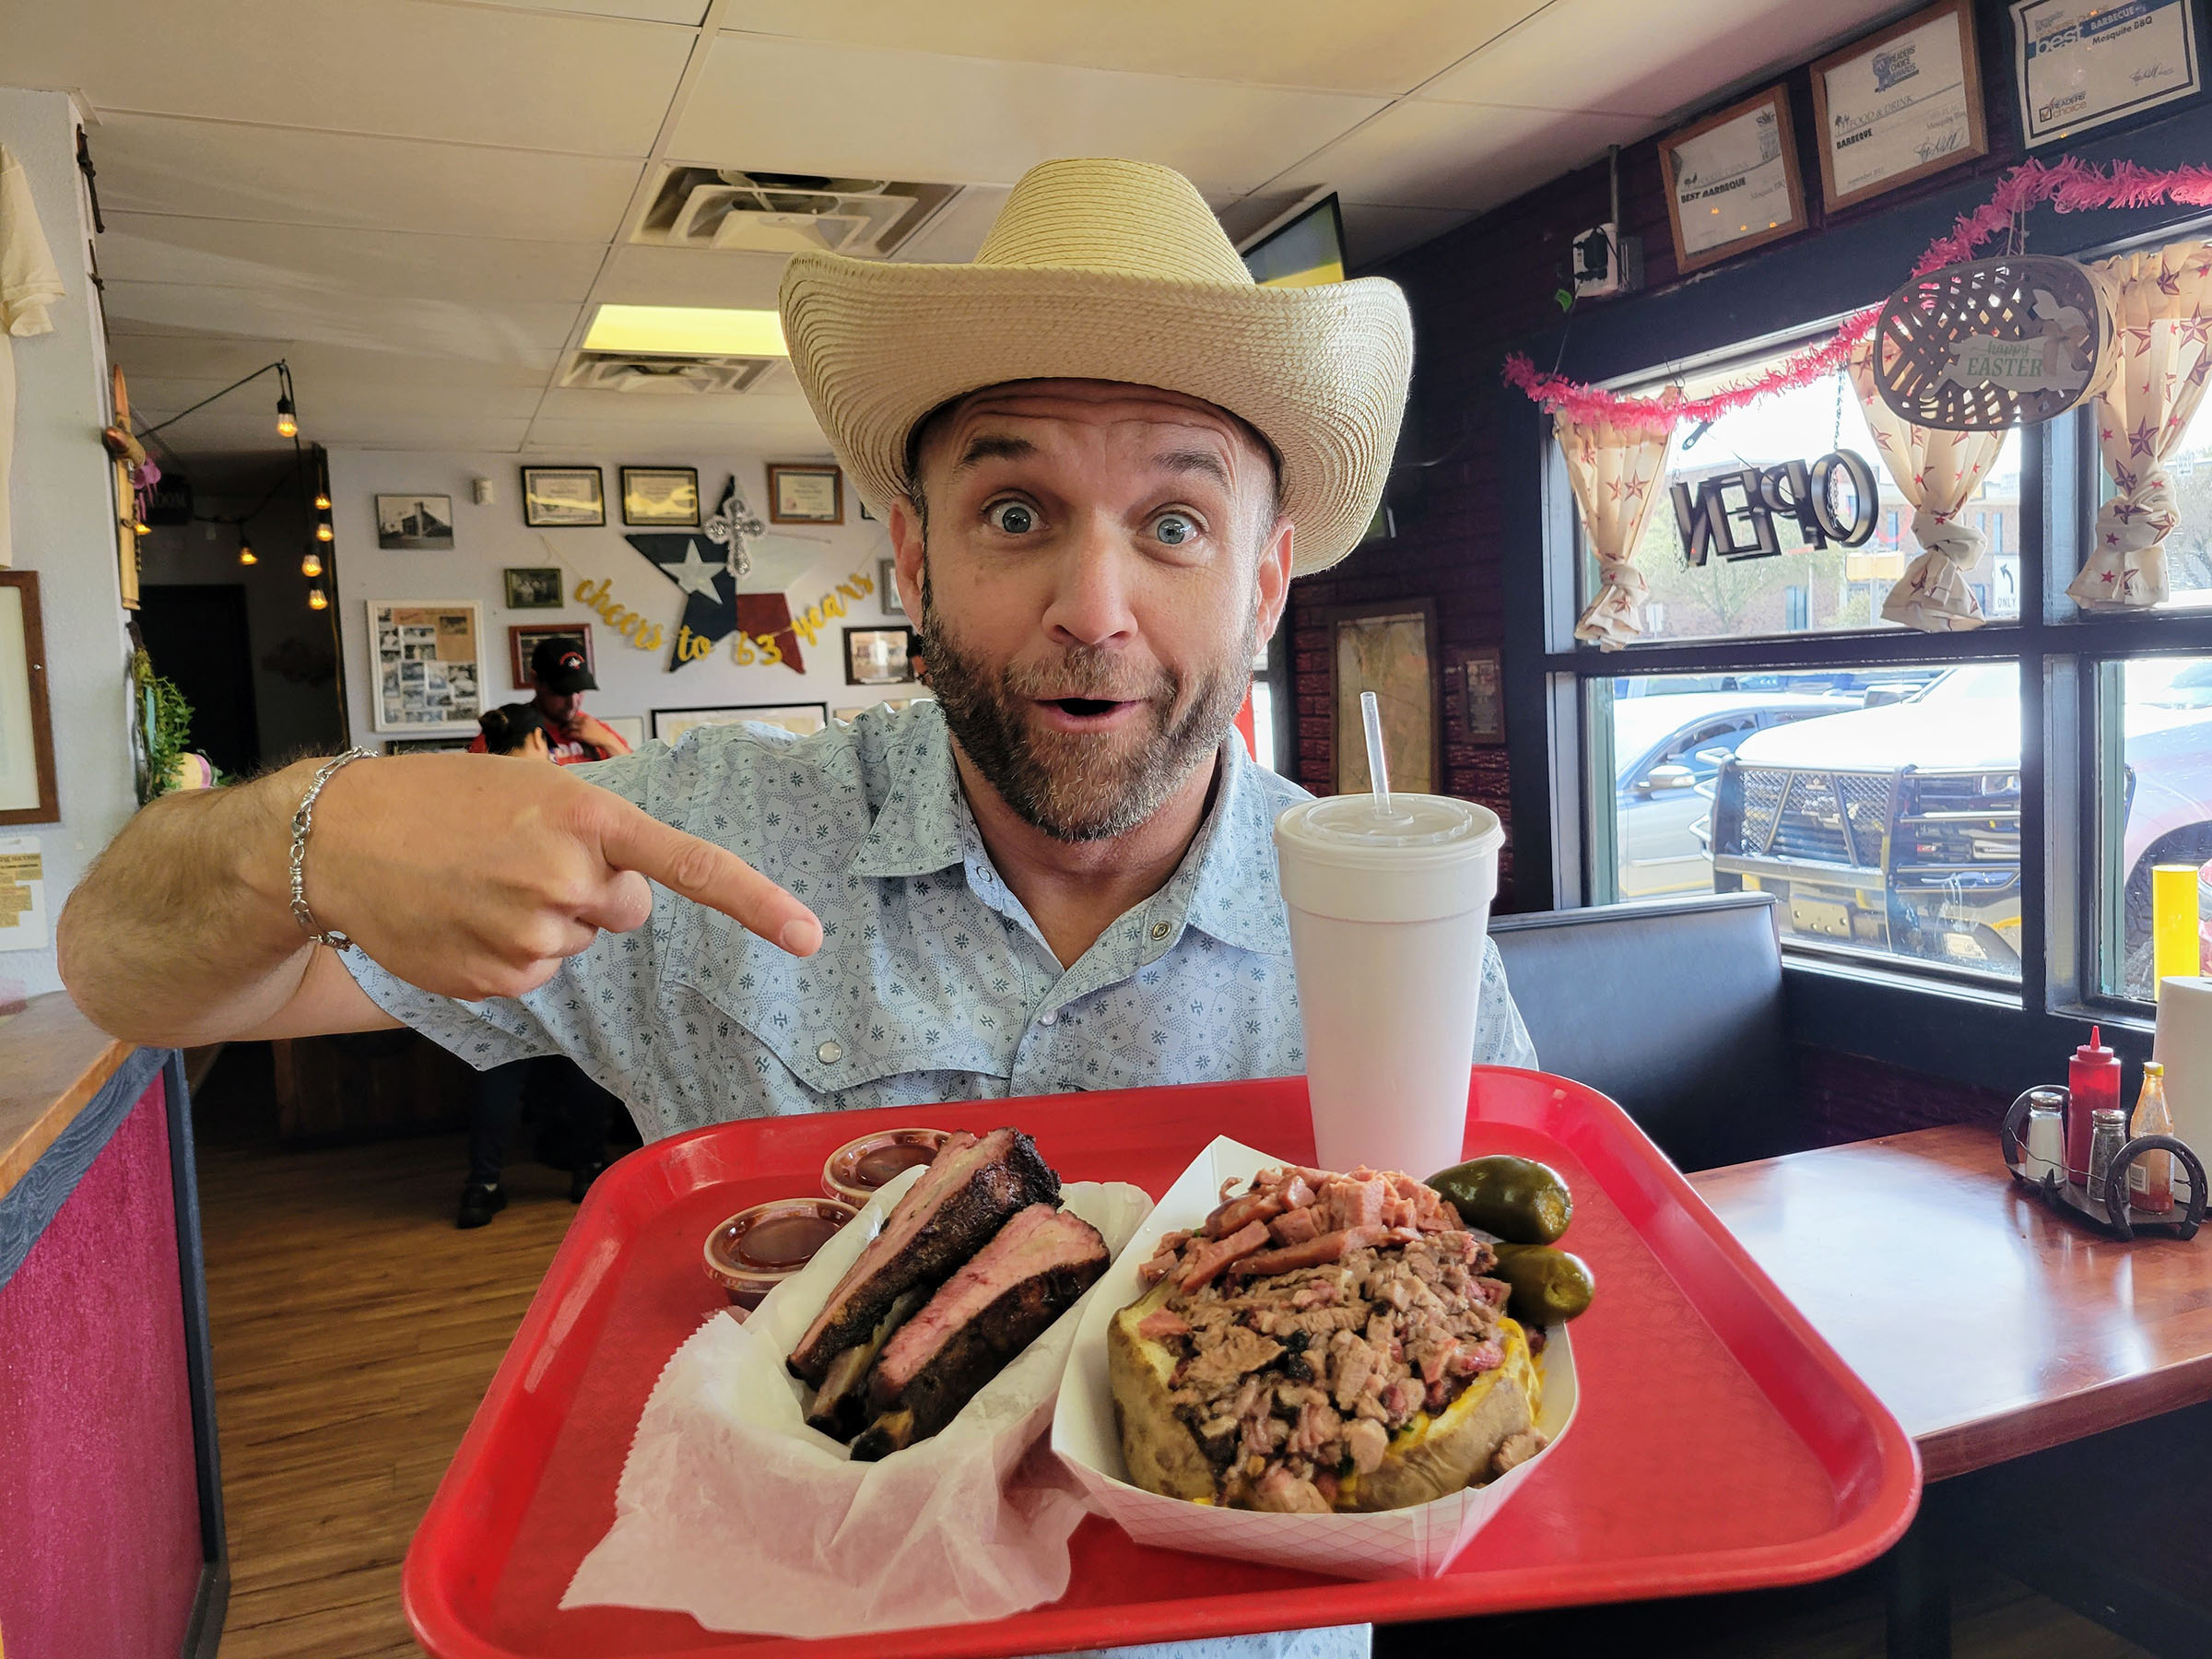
[665,902,1006,1100]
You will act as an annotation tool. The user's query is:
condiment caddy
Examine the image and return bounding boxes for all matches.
[2000,1080,2206,1241]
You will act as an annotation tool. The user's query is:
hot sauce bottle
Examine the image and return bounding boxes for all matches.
[2130,1060,2177,1215]
[2068,1025,2120,1185]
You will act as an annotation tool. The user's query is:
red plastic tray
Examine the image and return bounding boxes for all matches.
[405,1070,1920,1658]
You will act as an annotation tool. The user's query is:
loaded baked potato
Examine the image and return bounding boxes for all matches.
[1108,1163,1548,1514]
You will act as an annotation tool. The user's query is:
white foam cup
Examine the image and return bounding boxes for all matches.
[1273,793,1504,1180]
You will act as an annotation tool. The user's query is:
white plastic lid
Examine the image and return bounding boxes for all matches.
[1274,794,1502,865]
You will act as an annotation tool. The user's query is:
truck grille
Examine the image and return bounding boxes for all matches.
[1733,768,1891,869]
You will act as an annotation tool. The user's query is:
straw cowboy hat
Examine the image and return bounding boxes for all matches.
[778,158,1413,577]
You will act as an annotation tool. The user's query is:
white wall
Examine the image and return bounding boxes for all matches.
[325,450,907,749]
[1,88,135,1000]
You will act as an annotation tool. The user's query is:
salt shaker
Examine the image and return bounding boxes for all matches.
[2088,1106,2129,1207]
[2023,1090,2066,1183]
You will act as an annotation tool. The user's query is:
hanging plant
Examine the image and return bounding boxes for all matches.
[131,648,197,804]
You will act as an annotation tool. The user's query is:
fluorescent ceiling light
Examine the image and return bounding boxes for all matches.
[582,304,789,358]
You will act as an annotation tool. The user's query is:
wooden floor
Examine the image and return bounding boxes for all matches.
[191,1058,2153,1659]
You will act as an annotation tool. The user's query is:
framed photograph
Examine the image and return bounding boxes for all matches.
[769,463,844,525]
[2012,0,2202,147]
[502,566,567,609]
[1324,600,1438,797]
[0,573,59,824]
[878,558,905,617]
[368,601,484,733]
[844,624,915,686]
[1658,85,1808,274]
[522,465,605,527]
[651,704,828,746]
[375,494,454,550]
[1461,647,1506,747]
[601,714,645,750]
[510,623,593,690]
[834,695,933,724]
[1811,0,1987,211]
[620,466,701,527]
[384,735,475,756]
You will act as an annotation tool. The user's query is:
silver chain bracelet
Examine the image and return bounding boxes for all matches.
[289,747,375,949]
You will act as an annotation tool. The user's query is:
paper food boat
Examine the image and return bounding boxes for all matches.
[1051,1135,1577,1581]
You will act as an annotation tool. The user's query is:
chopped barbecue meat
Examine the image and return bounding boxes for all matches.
[1177,1219,1271,1291]
[789,1127,1058,1384]
[856,1204,1107,1452]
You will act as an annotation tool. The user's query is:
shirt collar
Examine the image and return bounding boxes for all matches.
[845,701,1295,960]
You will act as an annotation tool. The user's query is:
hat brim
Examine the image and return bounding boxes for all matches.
[779,259,1411,577]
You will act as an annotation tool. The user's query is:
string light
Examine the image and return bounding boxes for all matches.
[306,584,328,611]
[275,394,297,439]
[133,517,151,536]
[300,549,324,579]
[314,518,334,543]
[313,489,332,512]
[238,536,257,567]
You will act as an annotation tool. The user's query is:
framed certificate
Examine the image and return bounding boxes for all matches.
[2012,0,2203,147]
[1812,0,1988,211]
[1658,86,1809,275]
[768,463,844,524]
[521,466,605,527]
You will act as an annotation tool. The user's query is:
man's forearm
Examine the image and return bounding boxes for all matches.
[58,759,323,1046]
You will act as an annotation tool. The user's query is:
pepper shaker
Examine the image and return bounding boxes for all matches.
[2088,1106,2129,1209]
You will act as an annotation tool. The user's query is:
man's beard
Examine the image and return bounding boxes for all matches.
[917,578,1255,843]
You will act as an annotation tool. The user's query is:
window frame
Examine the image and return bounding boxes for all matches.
[1531,214,2212,1068]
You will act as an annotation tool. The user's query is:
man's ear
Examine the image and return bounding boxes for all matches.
[887,496,927,620]
[1253,514,1294,642]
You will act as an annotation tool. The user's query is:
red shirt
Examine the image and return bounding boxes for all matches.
[466,732,620,765]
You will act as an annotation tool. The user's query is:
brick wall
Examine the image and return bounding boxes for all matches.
[1794,1045,2012,1148]
[1289,0,2036,913]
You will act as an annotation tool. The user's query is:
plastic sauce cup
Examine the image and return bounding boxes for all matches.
[1274,794,1504,1179]
[820,1127,952,1206]
[703,1196,860,1312]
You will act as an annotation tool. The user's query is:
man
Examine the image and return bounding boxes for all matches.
[60,159,1532,1659]
[473,637,632,764]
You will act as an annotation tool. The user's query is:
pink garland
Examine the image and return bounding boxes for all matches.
[1504,157,2212,432]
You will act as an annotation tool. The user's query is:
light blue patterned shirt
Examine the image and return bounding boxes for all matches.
[344,700,1535,1135]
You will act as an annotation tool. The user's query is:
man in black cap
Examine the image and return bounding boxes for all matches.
[469,637,632,765]
[458,635,631,1227]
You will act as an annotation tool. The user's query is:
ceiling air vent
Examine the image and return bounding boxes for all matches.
[559,352,788,395]
[635,168,959,258]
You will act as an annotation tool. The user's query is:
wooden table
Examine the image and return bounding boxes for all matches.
[1692,1121,2212,1655]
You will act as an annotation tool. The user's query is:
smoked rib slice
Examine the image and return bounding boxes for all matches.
[787,1128,1058,1384]
[853,1203,1108,1453]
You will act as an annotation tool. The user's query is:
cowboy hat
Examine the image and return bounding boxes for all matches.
[778,158,1412,577]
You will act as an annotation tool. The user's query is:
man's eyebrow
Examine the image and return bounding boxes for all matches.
[950,433,1036,473]
[1151,448,1232,489]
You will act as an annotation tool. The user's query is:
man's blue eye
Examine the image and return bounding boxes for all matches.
[1154,512,1196,546]
[987,501,1035,534]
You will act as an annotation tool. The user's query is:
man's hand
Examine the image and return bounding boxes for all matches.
[570,712,629,756]
[298,752,820,1002]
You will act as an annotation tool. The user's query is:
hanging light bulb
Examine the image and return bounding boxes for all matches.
[313,488,332,512]
[300,549,324,579]
[276,395,298,439]
[315,518,334,543]
[307,583,328,611]
[133,518,151,536]
[238,536,257,567]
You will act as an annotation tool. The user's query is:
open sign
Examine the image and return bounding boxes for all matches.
[1670,449,1879,565]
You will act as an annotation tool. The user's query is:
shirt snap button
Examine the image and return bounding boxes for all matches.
[1038,1010,1058,1028]
[817,1040,842,1065]
[1148,921,1171,941]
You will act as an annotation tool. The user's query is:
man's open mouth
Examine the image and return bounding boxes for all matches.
[1049,697,1124,718]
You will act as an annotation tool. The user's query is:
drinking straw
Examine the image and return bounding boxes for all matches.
[1360,690,1392,818]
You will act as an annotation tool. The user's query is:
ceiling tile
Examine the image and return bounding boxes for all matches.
[459,0,708,24]
[101,214,606,303]
[1277,100,1652,212]
[708,1,1547,98]
[131,375,543,424]
[532,385,816,426]
[594,244,790,308]
[886,186,1011,265]
[24,0,692,153]
[524,408,832,453]
[327,415,536,451]
[113,337,561,393]
[1418,0,1901,119]
[666,33,1387,194]
[1338,202,1477,266]
[89,113,643,241]
[100,279,583,361]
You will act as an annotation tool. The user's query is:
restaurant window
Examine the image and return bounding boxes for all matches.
[2112,398,2212,611]
[1581,348,2023,643]
[2096,656,2212,999]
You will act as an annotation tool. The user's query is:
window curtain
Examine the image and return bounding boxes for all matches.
[2066,239,2212,610]
[1847,335,2006,632]
[1562,413,1673,650]
[1,142,65,571]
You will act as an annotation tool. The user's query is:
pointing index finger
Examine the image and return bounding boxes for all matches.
[596,799,821,955]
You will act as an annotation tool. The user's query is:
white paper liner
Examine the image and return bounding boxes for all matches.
[1051,1136,1577,1581]
[563,1166,1153,1636]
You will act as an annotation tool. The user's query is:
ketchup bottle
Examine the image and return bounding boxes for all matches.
[2068,1025,2120,1185]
